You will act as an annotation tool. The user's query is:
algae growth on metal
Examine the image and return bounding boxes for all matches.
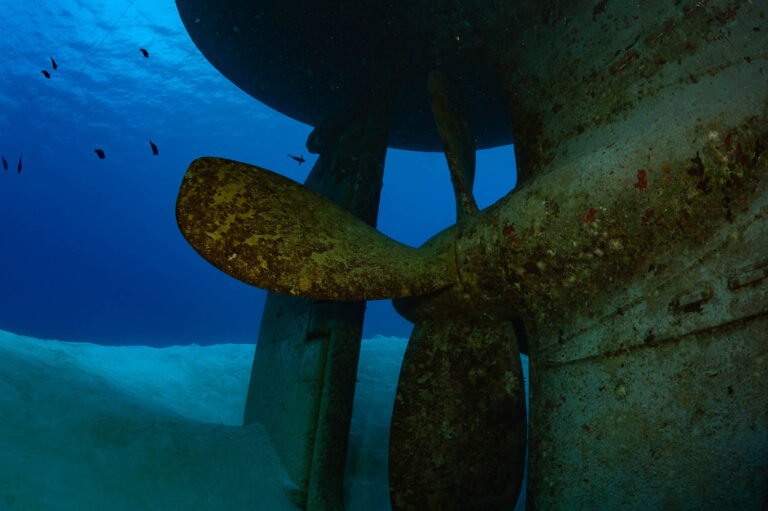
[175,0,767,509]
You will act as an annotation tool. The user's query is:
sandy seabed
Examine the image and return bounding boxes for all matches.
[0,330,408,511]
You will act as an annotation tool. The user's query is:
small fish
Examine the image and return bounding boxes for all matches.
[149,140,158,156]
[140,48,149,58]
[287,153,306,165]
[41,69,51,79]
[17,155,22,174]
[94,148,106,159]
[2,156,7,171]
[50,56,58,71]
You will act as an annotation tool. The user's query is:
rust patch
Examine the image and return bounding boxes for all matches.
[635,168,649,190]
[610,51,638,75]
[640,208,656,224]
[503,222,521,244]
[592,0,609,18]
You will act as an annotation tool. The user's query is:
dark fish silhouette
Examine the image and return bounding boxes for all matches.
[140,48,149,58]
[149,140,158,156]
[41,70,51,79]
[50,56,58,71]
[2,156,7,171]
[94,148,106,159]
[287,154,306,165]
[17,155,22,174]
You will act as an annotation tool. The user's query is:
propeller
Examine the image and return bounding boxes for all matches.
[175,72,526,510]
[427,70,479,220]
[386,71,526,510]
[176,157,454,301]
[388,316,527,510]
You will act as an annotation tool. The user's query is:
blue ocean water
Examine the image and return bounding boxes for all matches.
[0,0,517,347]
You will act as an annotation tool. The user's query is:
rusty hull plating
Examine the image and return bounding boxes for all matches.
[473,1,768,508]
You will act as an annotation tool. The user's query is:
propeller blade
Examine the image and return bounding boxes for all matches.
[389,318,526,510]
[176,157,454,301]
[428,70,478,220]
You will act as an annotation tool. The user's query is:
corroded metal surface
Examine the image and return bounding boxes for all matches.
[388,319,526,511]
[244,104,390,511]
[176,157,454,301]
[453,98,768,329]
[479,2,768,508]
[427,70,478,220]
[529,314,768,509]
[178,90,767,508]
[175,0,768,508]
